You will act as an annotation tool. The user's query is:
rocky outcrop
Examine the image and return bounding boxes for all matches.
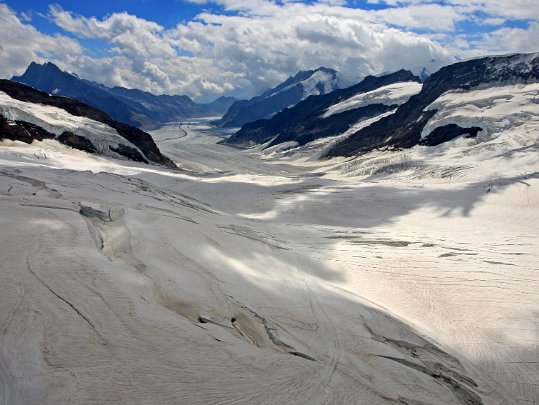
[0,79,175,168]
[109,121,174,167]
[325,53,539,157]
[0,115,55,143]
[57,131,98,155]
[419,124,482,147]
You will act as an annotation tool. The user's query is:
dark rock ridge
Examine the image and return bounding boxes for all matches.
[12,62,237,129]
[325,53,539,157]
[226,69,420,147]
[0,115,55,143]
[268,104,395,149]
[0,79,176,168]
[57,131,99,155]
[215,67,339,128]
[419,124,483,147]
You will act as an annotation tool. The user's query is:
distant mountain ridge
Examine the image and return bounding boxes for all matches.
[12,62,237,129]
[226,69,421,147]
[215,67,339,128]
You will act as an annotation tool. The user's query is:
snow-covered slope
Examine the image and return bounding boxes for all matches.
[261,109,399,161]
[1,118,537,404]
[421,83,539,141]
[259,81,421,159]
[326,52,539,157]
[269,68,339,100]
[0,79,175,167]
[0,92,147,161]
[301,68,339,98]
[323,81,422,118]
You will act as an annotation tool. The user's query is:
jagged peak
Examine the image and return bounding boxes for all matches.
[24,61,64,74]
[288,66,337,83]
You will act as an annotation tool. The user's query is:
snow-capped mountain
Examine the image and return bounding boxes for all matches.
[215,67,339,128]
[326,53,539,157]
[226,69,421,147]
[12,62,237,129]
[0,79,175,167]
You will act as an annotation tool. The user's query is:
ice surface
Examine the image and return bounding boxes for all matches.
[0,108,537,404]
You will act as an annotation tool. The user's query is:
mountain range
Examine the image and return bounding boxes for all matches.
[4,53,538,162]
[326,52,539,157]
[227,69,421,147]
[226,53,539,158]
[12,62,237,129]
[214,67,339,128]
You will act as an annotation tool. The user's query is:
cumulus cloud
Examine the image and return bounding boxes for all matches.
[0,4,82,79]
[49,6,176,63]
[42,2,456,99]
[1,0,537,100]
[473,22,539,55]
[371,4,465,31]
[367,0,539,21]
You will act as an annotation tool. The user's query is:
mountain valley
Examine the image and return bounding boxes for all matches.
[0,52,538,404]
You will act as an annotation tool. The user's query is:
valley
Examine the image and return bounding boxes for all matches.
[1,119,537,403]
[1,0,538,402]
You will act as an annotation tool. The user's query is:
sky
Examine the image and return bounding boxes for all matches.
[1,0,538,101]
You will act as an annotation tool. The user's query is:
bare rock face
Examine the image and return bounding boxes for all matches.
[419,124,483,147]
[0,79,176,168]
[57,131,98,155]
[0,115,55,143]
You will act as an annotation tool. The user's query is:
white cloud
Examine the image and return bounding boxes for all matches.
[49,6,176,63]
[450,0,539,21]
[473,22,539,55]
[368,0,539,21]
[0,4,82,79]
[372,4,466,31]
[178,3,457,87]
[1,1,537,100]
[33,2,456,99]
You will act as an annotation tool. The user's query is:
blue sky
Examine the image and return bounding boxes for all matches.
[10,1,206,30]
[1,0,538,100]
